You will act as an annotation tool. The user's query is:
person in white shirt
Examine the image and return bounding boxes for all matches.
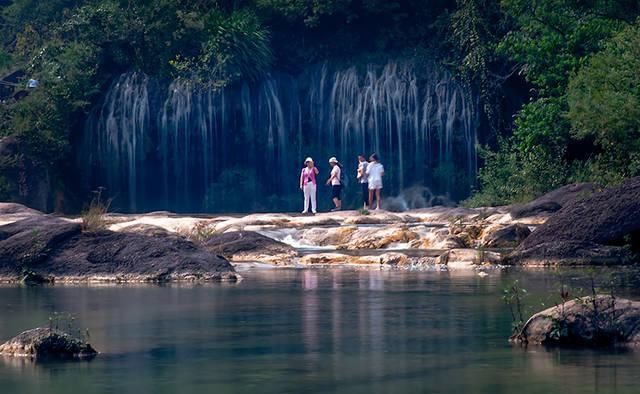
[326,156,342,211]
[356,154,369,209]
[365,153,384,210]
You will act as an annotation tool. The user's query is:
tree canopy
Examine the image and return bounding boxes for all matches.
[1,0,640,210]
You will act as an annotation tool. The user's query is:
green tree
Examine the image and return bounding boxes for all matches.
[469,0,639,205]
[568,21,640,184]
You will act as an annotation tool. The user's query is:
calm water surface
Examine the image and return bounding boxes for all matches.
[1,267,640,394]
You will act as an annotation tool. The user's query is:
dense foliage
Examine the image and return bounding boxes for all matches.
[466,0,640,206]
[1,0,640,210]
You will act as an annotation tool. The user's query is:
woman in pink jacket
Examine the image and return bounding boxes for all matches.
[300,157,319,214]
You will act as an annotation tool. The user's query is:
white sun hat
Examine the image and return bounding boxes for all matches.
[304,157,313,164]
[328,156,338,164]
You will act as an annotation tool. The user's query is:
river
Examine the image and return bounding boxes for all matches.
[1,267,640,393]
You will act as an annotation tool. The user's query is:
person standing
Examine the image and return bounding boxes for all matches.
[326,156,342,211]
[366,153,384,210]
[300,157,319,214]
[356,154,369,209]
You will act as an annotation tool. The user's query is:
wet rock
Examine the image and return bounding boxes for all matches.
[510,183,597,219]
[0,217,237,282]
[20,271,53,285]
[506,241,633,267]
[508,177,640,265]
[512,296,640,347]
[0,328,97,359]
[204,231,296,265]
[299,253,350,266]
[480,223,531,248]
[345,226,418,249]
[409,227,449,249]
[437,248,502,268]
[442,235,468,249]
[300,226,358,247]
[298,252,409,267]
[352,252,409,267]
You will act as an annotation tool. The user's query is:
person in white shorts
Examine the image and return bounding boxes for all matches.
[326,156,342,211]
[366,153,384,210]
[299,157,319,214]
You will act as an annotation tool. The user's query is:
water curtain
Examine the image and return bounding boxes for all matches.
[84,61,478,212]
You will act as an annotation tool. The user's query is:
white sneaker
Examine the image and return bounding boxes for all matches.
[301,210,308,214]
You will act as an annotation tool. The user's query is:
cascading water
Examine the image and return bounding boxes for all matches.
[83,60,479,213]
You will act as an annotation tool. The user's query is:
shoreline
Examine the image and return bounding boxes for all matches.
[3,179,638,283]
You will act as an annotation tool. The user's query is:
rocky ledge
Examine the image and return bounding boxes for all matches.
[507,177,640,266]
[2,178,638,270]
[203,231,297,265]
[173,210,530,270]
[0,216,238,283]
[0,328,97,359]
[512,296,640,347]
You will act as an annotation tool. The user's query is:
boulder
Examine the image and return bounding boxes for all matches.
[299,253,350,266]
[510,182,597,219]
[298,252,409,267]
[343,211,405,225]
[442,235,468,249]
[409,227,451,249]
[0,203,42,216]
[480,223,531,248]
[118,223,171,237]
[344,226,418,249]
[0,216,81,268]
[506,241,633,267]
[512,296,640,347]
[352,252,409,267]
[437,248,502,268]
[508,177,640,265]
[204,231,297,265]
[300,226,358,247]
[0,217,237,282]
[0,328,97,359]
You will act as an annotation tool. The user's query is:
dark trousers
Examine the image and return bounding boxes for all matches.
[361,182,369,206]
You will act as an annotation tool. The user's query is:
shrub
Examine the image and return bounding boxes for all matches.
[178,221,217,244]
[81,187,110,232]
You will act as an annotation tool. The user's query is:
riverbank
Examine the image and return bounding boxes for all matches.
[2,179,638,282]
[0,202,543,280]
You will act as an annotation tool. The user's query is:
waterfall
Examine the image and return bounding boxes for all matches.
[85,72,150,212]
[83,60,479,213]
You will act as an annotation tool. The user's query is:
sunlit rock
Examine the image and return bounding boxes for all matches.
[437,248,502,268]
[480,223,531,248]
[0,217,238,283]
[512,296,640,347]
[204,231,297,266]
[0,328,97,359]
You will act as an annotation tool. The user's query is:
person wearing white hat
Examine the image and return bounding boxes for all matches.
[299,157,319,214]
[326,156,342,211]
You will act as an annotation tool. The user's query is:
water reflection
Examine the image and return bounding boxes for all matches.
[0,268,639,394]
